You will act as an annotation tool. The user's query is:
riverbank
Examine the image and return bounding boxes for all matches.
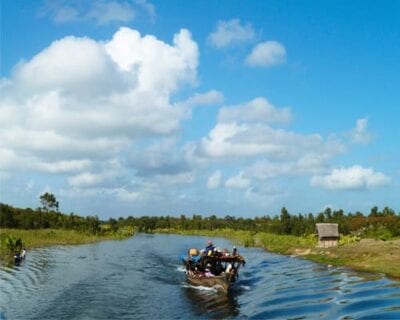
[0,227,135,263]
[156,228,400,279]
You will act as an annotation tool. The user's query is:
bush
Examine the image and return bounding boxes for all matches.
[5,235,23,253]
[339,234,361,245]
[364,225,394,241]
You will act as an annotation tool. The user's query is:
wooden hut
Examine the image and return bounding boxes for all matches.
[316,223,339,248]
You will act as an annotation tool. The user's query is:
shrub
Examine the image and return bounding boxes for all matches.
[5,235,23,253]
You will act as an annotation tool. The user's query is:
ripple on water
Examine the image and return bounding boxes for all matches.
[1,234,400,320]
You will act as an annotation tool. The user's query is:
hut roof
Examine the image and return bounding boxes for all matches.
[316,223,339,238]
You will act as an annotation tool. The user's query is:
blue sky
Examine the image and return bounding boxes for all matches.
[1,0,399,218]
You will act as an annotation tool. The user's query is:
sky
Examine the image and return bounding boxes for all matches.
[1,0,399,219]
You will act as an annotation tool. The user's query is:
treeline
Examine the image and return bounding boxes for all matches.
[117,206,400,240]
[0,203,105,235]
[1,199,399,240]
[0,193,135,236]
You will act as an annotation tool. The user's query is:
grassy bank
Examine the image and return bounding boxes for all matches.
[0,227,135,263]
[304,239,400,279]
[156,228,400,279]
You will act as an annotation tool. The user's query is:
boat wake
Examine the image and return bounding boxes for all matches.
[240,285,251,291]
[176,265,186,273]
[181,282,219,293]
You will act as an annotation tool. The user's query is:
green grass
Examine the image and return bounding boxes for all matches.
[0,227,135,263]
[155,228,317,252]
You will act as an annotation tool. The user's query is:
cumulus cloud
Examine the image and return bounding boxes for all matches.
[36,160,92,174]
[112,188,142,202]
[207,170,222,189]
[0,27,200,202]
[192,122,342,160]
[67,159,127,188]
[106,27,198,92]
[311,165,391,190]
[184,90,224,108]
[188,96,346,165]
[246,41,286,67]
[225,172,251,189]
[244,185,286,203]
[218,97,291,124]
[349,118,373,144]
[128,139,190,177]
[208,19,255,48]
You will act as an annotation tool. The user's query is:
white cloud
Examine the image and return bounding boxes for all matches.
[218,97,292,124]
[112,188,142,202]
[225,172,251,189]
[244,185,286,204]
[0,27,203,206]
[106,27,198,92]
[234,152,331,183]
[88,1,136,25]
[128,139,190,177]
[40,0,156,25]
[208,19,255,48]
[193,122,338,160]
[184,90,224,108]
[189,94,346,162]
[349,118,372,144]
[10,36,125,97]
[246,41,286,67]
[311,165,391,190]
[135,0,156,23]
[246,160,293,180]
[36,160,92,173]
[67,159,126,188]
[207,170,222,189]
[68,172,106,188]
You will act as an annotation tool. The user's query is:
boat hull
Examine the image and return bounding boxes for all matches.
[186,274,233,293]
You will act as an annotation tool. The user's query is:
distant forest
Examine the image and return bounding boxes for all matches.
[121,206,400,240]
[1,194,399,240]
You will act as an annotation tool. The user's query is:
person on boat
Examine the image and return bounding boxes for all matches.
[232,246,238,256]
[205,240,215,256]
[21,248,26,259]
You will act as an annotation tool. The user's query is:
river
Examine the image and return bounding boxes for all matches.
[1,233,399,319]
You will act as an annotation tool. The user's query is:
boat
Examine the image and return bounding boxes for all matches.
[14,248,26,265]
[180,247,245,293]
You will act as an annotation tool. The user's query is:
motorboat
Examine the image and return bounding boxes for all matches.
[180,247,245,293]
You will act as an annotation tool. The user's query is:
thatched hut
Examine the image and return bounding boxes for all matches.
[316,223,339,248]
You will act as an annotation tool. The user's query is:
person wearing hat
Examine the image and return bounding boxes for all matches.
[205,240,215,256]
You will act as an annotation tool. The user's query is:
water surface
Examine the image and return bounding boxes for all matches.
[1,233,399,319]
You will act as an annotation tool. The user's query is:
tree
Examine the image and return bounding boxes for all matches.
[108,218,118,232]
[280,207,292,234]
[40,192,59,212]
[0,204,16,228]
[369,206,379,217]
[324,207,332,221]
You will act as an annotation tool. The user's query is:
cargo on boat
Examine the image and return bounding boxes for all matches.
[180,244,245,293]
